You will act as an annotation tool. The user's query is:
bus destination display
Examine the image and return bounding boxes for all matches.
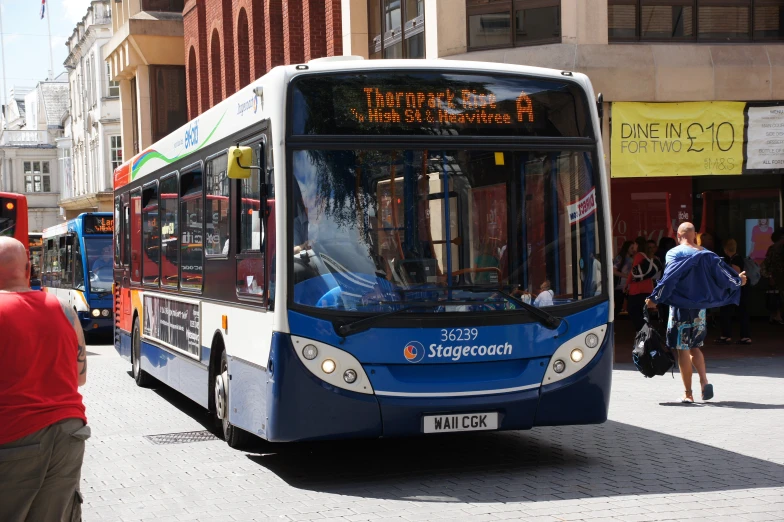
[350,88,534,127]
[84,215,113,234]
[291,72,590,137]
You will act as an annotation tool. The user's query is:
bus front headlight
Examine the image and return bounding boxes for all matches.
[542,325,607,386]
[101,309,110,317]
[91,309,100,318]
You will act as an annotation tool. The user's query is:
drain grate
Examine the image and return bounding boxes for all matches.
[144,430,219,445]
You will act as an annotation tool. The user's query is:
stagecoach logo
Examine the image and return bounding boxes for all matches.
[237,88,261,116]
[184,120,199,149]
[403,341,426,363]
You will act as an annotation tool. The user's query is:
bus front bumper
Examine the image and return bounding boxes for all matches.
[77,312,113,335]
[264,328,613,442]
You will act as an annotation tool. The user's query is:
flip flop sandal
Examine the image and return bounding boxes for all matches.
[680,391,694,404]
[715,337,732,345]
[736,339,752,345]
[702,384,714,401]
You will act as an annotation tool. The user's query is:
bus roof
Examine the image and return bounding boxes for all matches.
[113,58,595,189]
[42,212,112,239]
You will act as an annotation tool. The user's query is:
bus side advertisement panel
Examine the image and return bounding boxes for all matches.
[143,294,201,358]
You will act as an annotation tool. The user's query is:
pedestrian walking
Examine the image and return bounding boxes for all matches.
[0,237,90,522]
[716,238,752,345]
[646,223,747,404]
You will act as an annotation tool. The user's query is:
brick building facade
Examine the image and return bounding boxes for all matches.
[183,0,343,119]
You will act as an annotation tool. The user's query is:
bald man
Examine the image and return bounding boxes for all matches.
[647,223,746,404]
[0,237,90,522]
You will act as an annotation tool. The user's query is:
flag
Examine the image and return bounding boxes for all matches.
[40,0,46,20]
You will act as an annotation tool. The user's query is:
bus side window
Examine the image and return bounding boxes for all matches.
[60,236,74,288]
[160,174,179,288]
[206,153,230,257]
[130,188,142,283]
[73,238,85,290]
[236,141,265,300]
[180,168,203,291]
[114,196,122,266]
[123,193,130,267]
[142,182,160,286]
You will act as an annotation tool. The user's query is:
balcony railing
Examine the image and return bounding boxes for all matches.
[0,130,52,146]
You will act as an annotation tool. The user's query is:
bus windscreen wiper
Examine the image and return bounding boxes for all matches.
[336,300,476,337]
[444,285,562,330]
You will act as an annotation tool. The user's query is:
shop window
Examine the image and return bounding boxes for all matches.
[180,168,203,291]
[368,0,425,59]
[205,154,230,257]
[160,174,179,288]
[467,1,561,51]
[142,182,160,286]
[609,0,781,41]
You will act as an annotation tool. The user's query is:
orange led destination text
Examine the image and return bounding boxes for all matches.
[351,88,535,126]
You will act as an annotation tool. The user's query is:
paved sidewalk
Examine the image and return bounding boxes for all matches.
[79,345,784,522]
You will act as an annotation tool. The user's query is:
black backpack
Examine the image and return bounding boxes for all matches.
[632,307,675,378]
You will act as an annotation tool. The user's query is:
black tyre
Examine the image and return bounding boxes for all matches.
[131,317,154,387]
[214,350,247,448]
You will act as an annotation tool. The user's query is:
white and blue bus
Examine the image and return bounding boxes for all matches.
[113,58,613,447]
[43,213,115,338]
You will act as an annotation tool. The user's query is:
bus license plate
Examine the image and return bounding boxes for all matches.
[423,412,498,434]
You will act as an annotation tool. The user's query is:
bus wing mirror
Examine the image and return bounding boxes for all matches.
[227,146,254,179]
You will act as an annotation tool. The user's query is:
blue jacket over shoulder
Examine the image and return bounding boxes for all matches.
[649,249,742,309]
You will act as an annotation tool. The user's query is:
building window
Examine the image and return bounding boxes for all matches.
[368,0,426,59]
[609,1,783,42]
[110,136,123,170]
[466,0,561,50]
[106,63,119,97]
[23,161,51,193]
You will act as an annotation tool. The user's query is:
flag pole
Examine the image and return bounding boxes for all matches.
[45,0,54,79]
[0,4,8,128]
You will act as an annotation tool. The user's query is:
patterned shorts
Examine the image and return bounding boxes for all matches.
[666,307,707,351]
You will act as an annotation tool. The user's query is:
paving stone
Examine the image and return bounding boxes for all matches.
[77,346,784,522]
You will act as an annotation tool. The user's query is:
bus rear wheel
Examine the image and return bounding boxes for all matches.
[214,350,246,448]
[132,317,154,388]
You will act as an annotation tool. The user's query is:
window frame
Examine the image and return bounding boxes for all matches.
[368,0,427,59]
[141,180,161,288]
[159,172,180,289]
[608,0,782,42]
[466,0,562,52]
[178,160,205,294]
[204,149,231,260]
[129,187,143,284]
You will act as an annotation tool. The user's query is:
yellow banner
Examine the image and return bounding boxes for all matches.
[611,102,745,178]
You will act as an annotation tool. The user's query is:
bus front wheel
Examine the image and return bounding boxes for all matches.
[132,317,154,388]
[214,350,247,448]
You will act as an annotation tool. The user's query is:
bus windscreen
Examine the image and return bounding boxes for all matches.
[290,72,591,138]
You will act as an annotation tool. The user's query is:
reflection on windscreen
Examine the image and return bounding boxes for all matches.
[85,238,113,293]
[291,149,602,313]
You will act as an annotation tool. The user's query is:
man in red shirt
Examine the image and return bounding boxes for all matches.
[0,237,89,522]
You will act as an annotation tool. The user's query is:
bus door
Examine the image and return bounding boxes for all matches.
[115,193,133,329]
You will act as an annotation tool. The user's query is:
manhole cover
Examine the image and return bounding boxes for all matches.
[144,430,219,445]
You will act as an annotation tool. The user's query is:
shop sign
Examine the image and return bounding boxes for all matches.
[746,106,784,171]
[143,294,201,357]
[611,102,747,177]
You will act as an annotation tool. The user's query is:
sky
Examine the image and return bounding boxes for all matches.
[0,0,93,95]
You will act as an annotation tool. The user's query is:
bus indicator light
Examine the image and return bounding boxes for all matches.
[5,202,13,210]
